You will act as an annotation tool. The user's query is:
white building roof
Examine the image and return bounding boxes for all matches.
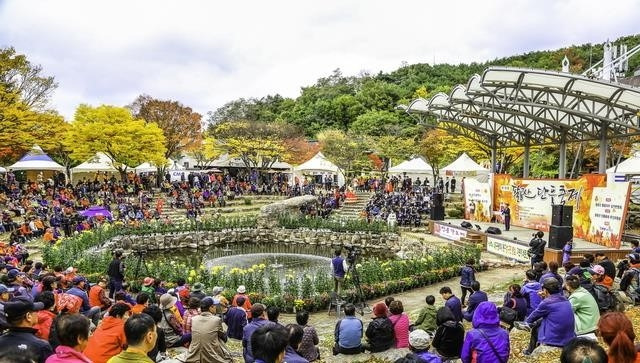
[388,157,433,174]
[443,153,488,173]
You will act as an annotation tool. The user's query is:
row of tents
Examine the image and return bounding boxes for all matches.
[0,145,489,183]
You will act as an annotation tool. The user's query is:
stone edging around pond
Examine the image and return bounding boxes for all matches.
[105,228,402,259]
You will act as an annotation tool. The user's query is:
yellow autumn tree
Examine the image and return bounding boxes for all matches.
[65,104,166,180]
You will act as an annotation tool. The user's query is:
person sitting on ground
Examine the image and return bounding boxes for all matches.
[224,295,248,340]
[44,314,92,363]
[363,302,394,353]
[243,303,272,363]
[560,337,607,363]
[461,301,510,363]
[84,302,131,363]
[284,324,309,363]
[463,281,488,322]
[141,305,167,363]
[517,277,576,356]
[332,303,363,355]
[182,297,200,334]
[592,264,613,289]
[568,259,596,291]
[521,269,542,316]
[594,253,616,280]
[251,324,290,363]
[180,297,233,363]
[597,312,640,363]
[389,300,410,348]
[295,310,319,362]
[0,295,53,363]
[539,261,563,287]
[189,282,206,302]
[384,296,395,316]
[431,307,464,360]
[439,286,462,322]
[413,295,437,334]
[89,277,112,311]
[211,286,229,315]
[619,253,640,303]
[106,313,157,363]
[233,285,253,320]
[66,276,101,326]
[34,291,56,341]
[395,329,442,363]
[267,306,282,325]
[131,293,150,315]
[565,275,600,338]
[157,293,191,348]
[140,277,156,304]
[459,258,475,307]
[500,284,528,330]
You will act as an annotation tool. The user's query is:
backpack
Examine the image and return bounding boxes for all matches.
[592,284,620,313]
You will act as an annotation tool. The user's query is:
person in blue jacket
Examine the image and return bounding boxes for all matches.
[439,286,462,323]
[520,269,542,316]
[463,281,488,322]
[517,277,576,356]
[459,258,476,306]
[461,301,510,363]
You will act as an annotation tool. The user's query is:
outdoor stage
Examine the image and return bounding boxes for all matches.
[429,218,632,264]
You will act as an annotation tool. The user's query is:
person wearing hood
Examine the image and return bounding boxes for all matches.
[521,269,542,316]
[461,301,510,363]
[363,302,394,352]
[431,307,464,360]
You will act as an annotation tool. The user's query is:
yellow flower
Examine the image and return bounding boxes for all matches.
[189,270,197,278]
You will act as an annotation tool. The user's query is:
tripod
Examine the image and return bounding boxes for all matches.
[132,251,149,280]
[345,259,370,315]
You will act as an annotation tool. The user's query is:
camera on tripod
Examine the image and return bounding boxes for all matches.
[344,244,360,265]
[131,248,147,257]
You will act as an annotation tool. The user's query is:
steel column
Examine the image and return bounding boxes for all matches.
[599,123,608,173]
[523,134,530,178]
[559,132,567,179]
[490,136,497,173]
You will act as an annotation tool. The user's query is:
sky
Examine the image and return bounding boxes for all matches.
[0,0,638,120]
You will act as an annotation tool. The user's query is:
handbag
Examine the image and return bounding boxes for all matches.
[499,298,518,323]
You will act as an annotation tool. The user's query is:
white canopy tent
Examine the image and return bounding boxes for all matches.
[135,162,158,174]
[442,153,489,177]
[294,152,345,186]
[9,145,65,172]
[388,157,434,184]
[607,155,640,174]
[71,152,126,181]
[0,166,6,173]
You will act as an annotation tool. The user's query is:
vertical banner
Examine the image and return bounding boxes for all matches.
[463,178,492,222]
[586,182,631,248]
[493,174,606,238]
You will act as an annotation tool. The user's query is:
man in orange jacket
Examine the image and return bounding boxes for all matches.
[89,277,112,311]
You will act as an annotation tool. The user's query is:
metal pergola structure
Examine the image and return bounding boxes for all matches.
[399,66,640,177]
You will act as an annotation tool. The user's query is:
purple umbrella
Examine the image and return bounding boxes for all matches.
[80,206,112,218]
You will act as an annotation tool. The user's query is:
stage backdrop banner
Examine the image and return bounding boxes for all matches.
[586,182,631,248]
[463,178,492,222]
[493,174,606,240]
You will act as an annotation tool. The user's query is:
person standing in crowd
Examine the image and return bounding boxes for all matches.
[463,281,488,322]
[413,295,437,333]
[225,296,248,340]
[431,307,464,360]
[107,250,125,299]
[461,302,510,363]
[439,287,462,322]
[0,296,53,363]
[502,204,511,231]
[459,258,475,307]
[331,249,348,295]
[45,314,92,363]
[333,303,363,355]
[528,231,545,268]
[107,314,157,363]
[450,177,456,193]
[564,275,599,339]
[597,312,640,363]
[180,297,232,363]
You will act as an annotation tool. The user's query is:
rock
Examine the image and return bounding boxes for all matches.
[257,195,318,229]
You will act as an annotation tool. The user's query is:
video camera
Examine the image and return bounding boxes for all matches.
[344,244,361,265]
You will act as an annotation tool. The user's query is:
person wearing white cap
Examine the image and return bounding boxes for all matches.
[396,329,441,363]
[232,285,253,320]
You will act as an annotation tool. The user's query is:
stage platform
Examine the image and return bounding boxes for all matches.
[429,219,632,264]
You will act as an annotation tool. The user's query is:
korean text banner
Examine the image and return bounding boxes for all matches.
[493,174,606,240]
[463,178,492,222]
[586,182,631,248]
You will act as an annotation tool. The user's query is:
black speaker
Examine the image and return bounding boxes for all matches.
[561,205,573,226]
[460,221,473,229]
[485,226,502,235]
[548,225,573,249]
[433,193,444,207]
[430,206,445,220]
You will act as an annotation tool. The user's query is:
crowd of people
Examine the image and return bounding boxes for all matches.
[363,188,432,227]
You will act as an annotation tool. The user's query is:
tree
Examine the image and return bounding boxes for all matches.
[65,104,166,180]
[350,110,403,137]
[129,95,202,161]
[316,129,372,177]
[374,136,419,171]
[0,47,58,110]
[419,129,458,183]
